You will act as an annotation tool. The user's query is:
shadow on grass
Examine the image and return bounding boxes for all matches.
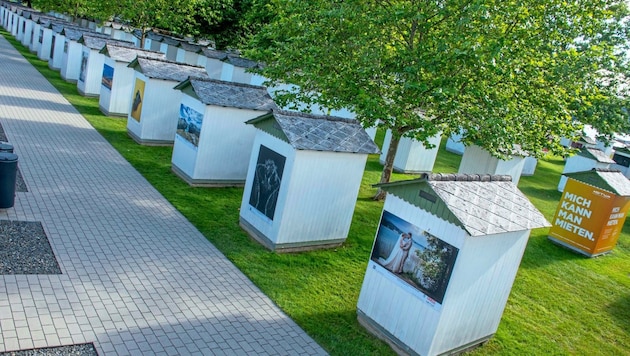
[606,293,630,334]
[519,232,586,270]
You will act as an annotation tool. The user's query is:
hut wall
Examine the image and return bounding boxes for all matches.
[379,130,441,173]
[204,58,224,80]
[127,76,182,144]
[446,131,466,155]
[60,39,83,82]
[430,229,529,355]
[358,194,467,356]
[87,21,96,30]
[20,18,33,47]
[16,14,24,41]
[275,149,367,246]
[521,156,538,176]
[171,95,207,178]
[166,44,178,61]
[175,48,199,66]
[48,32,65,69]
[11,12,18,36]
[0,7,5,29]
[193,105,260,181]
[231,67,253,85]
[99,58,135,116]
[29,22,41,53]
[142,38,152,51]
[220,63,235,82]
[458,145,525,184]
[37,27,53,61]
[77,47,105,97]
[240,131,296,245]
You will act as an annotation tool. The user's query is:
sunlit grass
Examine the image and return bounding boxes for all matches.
[4,29,629,355]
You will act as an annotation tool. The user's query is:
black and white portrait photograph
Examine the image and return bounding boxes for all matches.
[249,145,286,220]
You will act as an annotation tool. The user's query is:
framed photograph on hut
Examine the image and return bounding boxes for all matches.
[176,104,204,148]
[249,145,286,220]
[102,64,114,90]
[130,78,145,122]
[79,51,88,82]
[371,210,459,305]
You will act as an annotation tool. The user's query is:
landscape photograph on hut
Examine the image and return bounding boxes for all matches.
[371,211,459,304]
[176,103,203,147]
[101,64,113,90]
[249,145,285,221]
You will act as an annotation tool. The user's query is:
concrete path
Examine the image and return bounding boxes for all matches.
[0,34,326,355]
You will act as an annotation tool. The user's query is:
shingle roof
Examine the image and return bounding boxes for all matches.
[376,173,550,236]
[578,147,615,163]
[101,44,165,63]
[179,42,203,53]
[224,55,258,69]
[248,110,380,154]
[175,77,276,111]
[130,57,209,82]
[146,32,163,41]
[202,48,228,60]
[564,168,630,196]
[61,27,99,40]
[160,35,181,46]
[80,34,134,50]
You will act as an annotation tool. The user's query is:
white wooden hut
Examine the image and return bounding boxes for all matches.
[126,57,209,145]
[0,4,6,30]
[99,45,166,116]
[171,78,277,186]
[379,130,442,173]
[445,130,466,155]
[521,156,538,176]
[199,48,228,79]
[77,34,134,97]
[558,147,615,191]
[611,147,630,177]
[27,14,47,53]
[46,23,68,68]
[19,10,34,47]
[458,145,526,185]
[60,27,92,81]
[35,19,52,60]
[110,23,138,46]
[9,7,18,36]
[357,173,549,356]
[15,8,27,42]
[158,35,181,61]
[239,110,380,252]
[176,42,204,66]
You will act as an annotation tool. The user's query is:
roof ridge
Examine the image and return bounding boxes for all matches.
[189,77,265,90]
[274,109,358,124]
[422,173,512,182]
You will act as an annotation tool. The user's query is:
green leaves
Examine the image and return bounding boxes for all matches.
[247,0,630,163]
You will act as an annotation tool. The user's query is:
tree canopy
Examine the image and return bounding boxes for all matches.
[246,0,630,190]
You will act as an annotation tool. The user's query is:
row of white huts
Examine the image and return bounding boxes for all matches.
[2,3,605,356]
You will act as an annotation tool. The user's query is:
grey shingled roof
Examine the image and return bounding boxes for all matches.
[249,110,380,154]
[377,174,551,236]
[146,32,163,41]
[564,169,630,196]
[202,48,228,60]
[61,27,99,40]
[578,147,615,163]
[179,42,203,53]
[225,55,258,69]
[80,34,134,50]
[130,57,209,82]
[101,44,165,62]
[177,77,276,111]
[161,35,181,46]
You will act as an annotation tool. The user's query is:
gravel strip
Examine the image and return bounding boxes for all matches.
[0,343,98,356]
[16,166,27,192]
[0,220,61,274]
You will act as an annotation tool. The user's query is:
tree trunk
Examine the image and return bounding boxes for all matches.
[373,134,401,201]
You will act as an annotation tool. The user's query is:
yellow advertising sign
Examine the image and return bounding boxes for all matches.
[548,178,630,256]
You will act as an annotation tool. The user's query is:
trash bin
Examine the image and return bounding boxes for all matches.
[0,152,18,209]
[0,142,13,153]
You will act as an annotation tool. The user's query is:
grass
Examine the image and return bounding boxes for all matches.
[3,29,629,355]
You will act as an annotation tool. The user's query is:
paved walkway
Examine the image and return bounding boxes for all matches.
[0,34,326,355]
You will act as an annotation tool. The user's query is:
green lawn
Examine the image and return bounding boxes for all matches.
[3,30,629,355]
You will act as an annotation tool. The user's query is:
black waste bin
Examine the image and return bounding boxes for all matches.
[0,142,13,153]
[0,152,18,209]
